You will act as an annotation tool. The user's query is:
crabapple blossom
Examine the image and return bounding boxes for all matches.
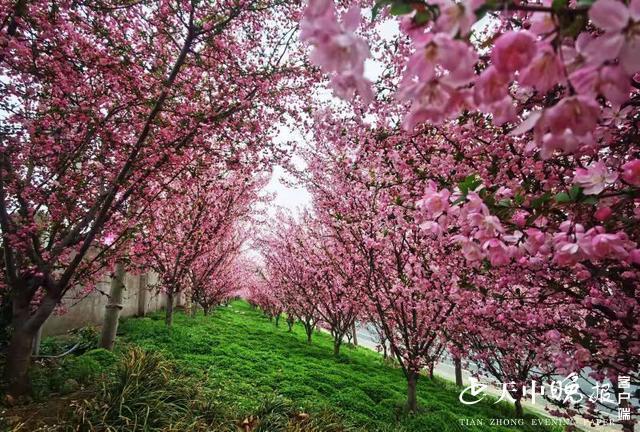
[573,161,618,195]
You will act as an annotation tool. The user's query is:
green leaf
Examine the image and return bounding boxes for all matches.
[514,194,525,205]
[552,0,568,11]
[458,174,482,197]
[582,196,598,205]
[389,2,413,16]
[532,192,552,208]
[569,185,582,200]
[497,199,512,207]
[372,0,393,20]
[554,192,572,203]
[414,10,432,25]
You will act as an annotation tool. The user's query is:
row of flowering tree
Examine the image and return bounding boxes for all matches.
[251,0,640,426]
[0,0,315,396]
[131,159,266,326]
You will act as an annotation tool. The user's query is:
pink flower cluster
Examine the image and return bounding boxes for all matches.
[300,0,373,104]
[419,184,640,269]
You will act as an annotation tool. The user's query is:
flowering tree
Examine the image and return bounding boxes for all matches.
[260,218,323,343]
[133,163,264,326]
[262,214,362,354]
[299,0,640,425]
[0,0,310,394]
[188,231,253,316]
[296,115,466,412]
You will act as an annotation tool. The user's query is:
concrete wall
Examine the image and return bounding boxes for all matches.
[41,271,182,336]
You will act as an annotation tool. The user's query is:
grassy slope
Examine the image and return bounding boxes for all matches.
[119,300,561,432]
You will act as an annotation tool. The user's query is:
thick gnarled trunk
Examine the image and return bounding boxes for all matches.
[5,289,58,396]
[5,326,35,396]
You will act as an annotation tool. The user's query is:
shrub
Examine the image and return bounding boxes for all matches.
[246,395,356,432]
[71,347,218,431]
[61,355,101,385]
[29,354,103,400]
[81,348,117,369]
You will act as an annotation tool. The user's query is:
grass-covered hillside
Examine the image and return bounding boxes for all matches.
[112,300,560,432]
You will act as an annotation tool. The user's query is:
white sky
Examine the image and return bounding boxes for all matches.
[264,164,312,214]
[261,15,399,216]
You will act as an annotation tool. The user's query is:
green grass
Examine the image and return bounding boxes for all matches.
[116,300,563,432]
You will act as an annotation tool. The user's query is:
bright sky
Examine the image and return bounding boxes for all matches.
[262,15,400,216]
[264,164,312,214]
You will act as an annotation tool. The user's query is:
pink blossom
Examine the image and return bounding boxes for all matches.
[299,0,338,43]
[434,0,477,37]
[420,220,445,236]
[474,66,511,105]
[594,206,613,221]
[543,96,600,136]
[400,80,456,128]
[589,233,631,259]
[553,241,582,266]
[469,213,504,239]
[562,33,599,71]
[621,159,640,186]
[573,161,618,195]
[482,238,511,266]
[404,34,477,86]
[519,45,565,93]
[491,31,538,75]
[529,0,557,35]
[546,329,562,342]
[400,34,478,128]
[301,3,372,104]
[330,72,374,105]
[578,228,635,260]
[524,228,549,255]
[308,20,369,75]
[417,183,451,218]
[512,210,528,228]
[575,348,591,364]
[589,0,640,74]
[571,65,631,106]
[456,237,484,261]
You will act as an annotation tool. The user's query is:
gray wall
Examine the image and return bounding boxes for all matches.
[41,271,183,336]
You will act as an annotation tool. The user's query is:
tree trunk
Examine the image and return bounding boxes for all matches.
[203,305,209,316]
[406,370,419,413]
[32,325,43,356]
[99,262,126,350]
[351,322,358,346]
[5,292,58,396]
[5,327,35,396]
[165,291,174,326]
[287,316,294,332]
[275,313,281,327]
[137,273,148,316]
[454,357,463,387]
[428,362,434,379]
[304,323,313,343]
[514,399,523,417]
[333,337,342,356]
